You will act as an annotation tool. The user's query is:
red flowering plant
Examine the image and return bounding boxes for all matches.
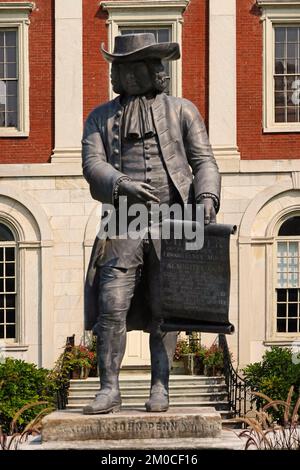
[203,344,224,376]
[65,345,96,371]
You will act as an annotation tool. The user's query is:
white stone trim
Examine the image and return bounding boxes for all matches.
[51,0,83,164]
[1,158,300,176]
[258,0,300,132]
[100,0,190,99]
[0,2,34,137]
[209,0,240,161]
[0,184,54,367]
[237,179,300,364]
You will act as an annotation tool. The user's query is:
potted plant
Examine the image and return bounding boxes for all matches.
[203,344,224,377]
[173,335,207,375]
[65,345,95,379]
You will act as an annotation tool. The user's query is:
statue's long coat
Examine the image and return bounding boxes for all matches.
[82,92,221,332]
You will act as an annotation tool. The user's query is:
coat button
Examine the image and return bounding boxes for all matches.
[145,154,150,160]
[144,144,150,150]
[146,177,152,183]
[113,149,119,155]
[113,134,119,141]
[114,121,120,128]
[114,163,120,169]
[116,110,122,117]
[146,166,152,171]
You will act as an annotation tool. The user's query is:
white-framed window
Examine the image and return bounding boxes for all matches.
[258,0,300,132]
[100,0,190,99]
[0,222,17,342]
[275,215,300,335]
[0,2,34,137]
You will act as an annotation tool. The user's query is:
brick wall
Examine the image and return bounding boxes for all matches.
[83,0,209,124]
[0,0,54,164]
[237,0,300,160]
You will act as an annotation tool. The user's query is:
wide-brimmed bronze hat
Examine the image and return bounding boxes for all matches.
[101,33,180,63]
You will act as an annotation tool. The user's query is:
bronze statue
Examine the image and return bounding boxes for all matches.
[82,33,221,414]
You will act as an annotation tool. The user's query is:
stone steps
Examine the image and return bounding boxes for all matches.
[67,374,235,424]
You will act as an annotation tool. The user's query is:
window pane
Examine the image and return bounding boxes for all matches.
[287,43,297,58]
[275,59,285,74]
[6,295,15,308]
[287,28,298,42]
[0,325,4,338]
[0,296,3,308]
[0,63,4,79]
[275,92,285,106]
[0,264,3,277]
[7,81,17,96]
[7,95,16,112]
[6,325,15,338]
[0,224,14,241]
[275,43,284,58]
[6,310,15,324]
[277,289,287,302]
[277,302,286,317]
[6,47,16,63]
[5,278,15,293]
[6,263,15,277]
[5,32,16,47]
[6,111,17,127]
[275,76,284,91]
[279,217,300,236]
[275,27,285,42]
[0,279,3,292]
[0,32,4,47]
[0,310,3,323]
[277,319,286,332]
[288,319,298,332]
[275,107,285,122]
[5,248,15,260]
[288,289,298,302]
[6,63,16,79]
[278,242,288,257]
[0,48,4,62]
[288,303,298,317]
[287,106,297,122]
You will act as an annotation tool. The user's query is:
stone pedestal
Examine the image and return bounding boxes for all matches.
[42,408,221,442]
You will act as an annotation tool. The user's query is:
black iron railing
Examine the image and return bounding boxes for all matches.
[218,334,253,419]
[55,335,74,410]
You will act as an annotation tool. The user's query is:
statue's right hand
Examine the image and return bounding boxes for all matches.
[118,180,160,205]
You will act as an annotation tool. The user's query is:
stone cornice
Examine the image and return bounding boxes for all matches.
[0,2,35,11]
[100,0,190,12]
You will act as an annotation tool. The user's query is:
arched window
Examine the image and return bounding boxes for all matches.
[276,216,300,333]
[0,222,17,341]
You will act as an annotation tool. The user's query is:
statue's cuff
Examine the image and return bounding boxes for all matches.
[113,176,132,205]
[196,193,220,212]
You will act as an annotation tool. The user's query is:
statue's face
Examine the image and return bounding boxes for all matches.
[118,61,153,95]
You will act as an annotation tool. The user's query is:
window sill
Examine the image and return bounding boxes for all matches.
[0,344,29,352]
[263,125,300,133]
[0,129,29,138]
[264,338,300,346]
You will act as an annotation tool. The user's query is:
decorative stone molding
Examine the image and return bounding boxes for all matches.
[51,0,83,163]
[257,0,300,132]
[0,2,34,137]
[100,0,190,99]
[209,0,240,164]
[292,171,300,189]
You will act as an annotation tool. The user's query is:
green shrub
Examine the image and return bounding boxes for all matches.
[243,346,300,422]
[0,358,57,433]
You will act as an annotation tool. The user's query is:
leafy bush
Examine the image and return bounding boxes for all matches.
[0,358,56,433]
[243,346,300,422]
[203,344,224,376]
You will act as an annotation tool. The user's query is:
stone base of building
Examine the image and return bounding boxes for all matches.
[41,408,222,442]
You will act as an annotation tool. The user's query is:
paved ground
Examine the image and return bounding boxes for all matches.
[19,430,246,450]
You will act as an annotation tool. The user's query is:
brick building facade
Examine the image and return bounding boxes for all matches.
[0,0,299,369]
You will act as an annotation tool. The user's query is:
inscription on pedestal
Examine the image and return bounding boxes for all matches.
[42,408,222,442]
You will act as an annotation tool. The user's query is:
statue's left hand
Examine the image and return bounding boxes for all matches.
[202,198,216,225]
